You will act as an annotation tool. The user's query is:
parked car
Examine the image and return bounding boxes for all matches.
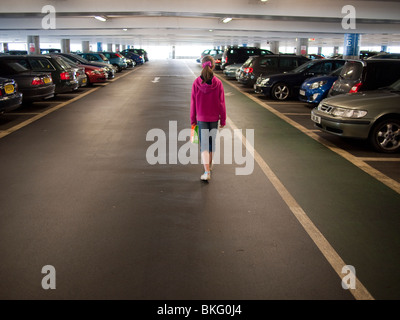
[221,46,274,70]
[121,51,144,66]
[328,59,400,97]
[56,56,87,88]
[0,77,23,113]
[99,52,128,72]
[0,54,78,94]
[359,50,380,60]
[78,52,110,65]
[5,50,27,55]
[121,48,148,62]
[298,66,343,105]
[237,54,310,87]
[50,54,108,86]
[311,78,400,153]
[368,53,400,59]
[254,59,346,101]
[200,49,224,69]
[306,54,325,60]
[0,59,55,103]
[54,52,116,79]
[223,63,243,79]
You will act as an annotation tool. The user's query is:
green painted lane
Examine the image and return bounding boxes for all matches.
[218,75,400,300]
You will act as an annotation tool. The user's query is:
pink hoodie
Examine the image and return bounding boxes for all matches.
[190,76,226,126]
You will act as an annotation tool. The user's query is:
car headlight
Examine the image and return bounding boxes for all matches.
[310,80,327,89]
[260,78,270,85]
[331,107,368,118]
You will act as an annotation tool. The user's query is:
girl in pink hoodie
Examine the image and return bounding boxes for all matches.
[190,55,227,181]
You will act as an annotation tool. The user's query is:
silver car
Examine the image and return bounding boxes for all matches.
[223,63,243,79]
[311,79,400,153]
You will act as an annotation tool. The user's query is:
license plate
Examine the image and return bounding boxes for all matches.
[4,84,14,94]
[311,114,321,124]
[299,90,305,96]
[44,77,51,84]
[82,78,87,83]
[254,84,257,90]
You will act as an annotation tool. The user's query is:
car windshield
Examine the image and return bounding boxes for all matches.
[98,54,109,62]
[54,57,71,70]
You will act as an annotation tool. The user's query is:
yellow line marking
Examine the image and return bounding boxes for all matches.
[5,112,41,115]
[217,74,400,195]
[359,157,400,162]
[282,113,313,116]
[0,87,100,140]
[228,116,374,301]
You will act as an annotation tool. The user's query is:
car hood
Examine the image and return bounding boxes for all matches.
[321,90,400,108]
[302,75,337,85]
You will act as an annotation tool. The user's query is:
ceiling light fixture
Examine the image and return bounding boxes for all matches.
[94,15,107,22]
[222,17,233,23]
[123,28,128,31]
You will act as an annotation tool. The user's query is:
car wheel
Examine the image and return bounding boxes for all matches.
[271,83,290,101]
[369,118,400,153]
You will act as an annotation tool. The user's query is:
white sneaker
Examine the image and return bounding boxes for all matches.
[200,171,211,181]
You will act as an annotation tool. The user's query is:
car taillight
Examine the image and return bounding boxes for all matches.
[244,67,253,73]
[31,77,44,85]
[116,53,123,58]
[60,72,70,80]
[349,82,362,93]
[225,57,228,63]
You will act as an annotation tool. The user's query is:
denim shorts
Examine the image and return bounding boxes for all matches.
[198,121,219,152]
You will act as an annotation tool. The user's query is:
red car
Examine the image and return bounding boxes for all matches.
[84,64,108,85]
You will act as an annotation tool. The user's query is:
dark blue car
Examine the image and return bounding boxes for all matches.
[121,51,144,66]
[298,67,343,105]
[254,59,346,101]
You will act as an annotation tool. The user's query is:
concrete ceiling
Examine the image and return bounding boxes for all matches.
[0,0,399,48]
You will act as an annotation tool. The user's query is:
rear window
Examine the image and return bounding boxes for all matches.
[0,60,29,75]
[260,57,278,67]
[29,58,56,71]
[279,57,299,68]
[54,57,70,70]
[340,61,363,80]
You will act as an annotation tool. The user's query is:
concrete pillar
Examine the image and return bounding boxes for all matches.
[269,41,279,54]
[27,35,40,54]
[82,41,90,53]
[343,33,360,60]
[381,45,388,53]
[107,43,113,51]
[171,45,176,59]
[296,38,308,56]
[96,42,102,52]
[115,44,120,52]
[121,45,126,51]
[61,39,70,53]
[317,47,322,55]
[254,42,261,48]
[3,43,8,52]
[333,46,339,55]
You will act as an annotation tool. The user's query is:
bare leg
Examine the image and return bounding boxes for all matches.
[201,151,210,172]
[209,151,213,169]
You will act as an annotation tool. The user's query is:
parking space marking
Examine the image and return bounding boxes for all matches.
[228,116,374,301]
[218,75,400,195]
[5,112,41,115]
[282,113,313,116]
[359,157,400,162]
[0,87,101,140]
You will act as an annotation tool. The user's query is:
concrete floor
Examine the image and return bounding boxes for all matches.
[0,59,399,300]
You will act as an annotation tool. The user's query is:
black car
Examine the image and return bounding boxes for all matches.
[0,59,55,103]
[0,55,78,94]
[328,59,400,97]
[237,54,310,87]
[368,53,400,60]
[221,46,274,70]
[53,52,116,79]
[0,77,23,113]
[121,48,148,62]
[254,59,347,101]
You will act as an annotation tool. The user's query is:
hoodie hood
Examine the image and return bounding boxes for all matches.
[194,76,219,93]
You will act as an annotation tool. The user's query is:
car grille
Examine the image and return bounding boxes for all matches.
[318,103,334,114]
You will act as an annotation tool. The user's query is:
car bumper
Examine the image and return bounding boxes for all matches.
[88,73,108,83]
[22,85,55,101]
[254,84,271,96]
[311,109,372,139]
[0,92,23,113]
[55,80,79,94]
[299,88,325,104]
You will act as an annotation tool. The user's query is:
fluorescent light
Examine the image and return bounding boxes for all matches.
[94,16,107,22]
[222,17,232,23]
[123,28,128,31]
